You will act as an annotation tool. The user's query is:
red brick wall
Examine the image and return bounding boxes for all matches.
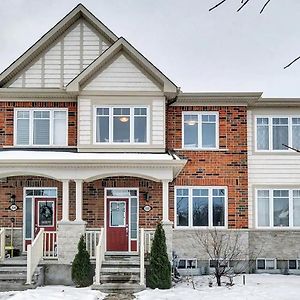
[167,105,248,229]
[0,101,77,146]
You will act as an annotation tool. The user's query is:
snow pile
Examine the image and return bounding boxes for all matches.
[136,274,300,300]
[0,285,105,300]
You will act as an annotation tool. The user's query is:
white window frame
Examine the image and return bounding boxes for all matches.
[93,105,150,145]
[255,188,300,229]
[174,186,228,229]
[14,108,68,147]
[256,258,276,270]
[255,115,300,152]
[182,111,219,150]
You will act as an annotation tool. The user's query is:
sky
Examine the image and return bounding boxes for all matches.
[0,0,300,97]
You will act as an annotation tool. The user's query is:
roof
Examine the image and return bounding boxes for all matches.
[0,4,118,87]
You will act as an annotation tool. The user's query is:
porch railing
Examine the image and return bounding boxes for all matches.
[85,229,100,259]
[144,229,155,254]
[43,231,57,259]
[26,228,44,284]
[0,228,5,262]
[139,228,145,285]
[94,228,105,285]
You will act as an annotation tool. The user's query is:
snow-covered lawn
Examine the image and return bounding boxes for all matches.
[0,286,105,300]
[136,274,300,300]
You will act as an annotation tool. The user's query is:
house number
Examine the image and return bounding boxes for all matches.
[143,205,152,212]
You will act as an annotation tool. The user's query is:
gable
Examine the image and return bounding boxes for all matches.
[83,52,161,92]
[8,20,110,88]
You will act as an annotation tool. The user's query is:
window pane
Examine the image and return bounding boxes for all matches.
[273,190,289,227]
[257,259,265,269]
[266,259,275,269]
[289,260,297,269]
[110,202,125,226]
[213,189,225,226]
[257,190,270,227]
[193,192,208,226]
[33,118,50,145]
[16,118,30,145]
[113,116,130,142]
[292,118,300,149]
[257,118,269,150]
[184,115,198,148]
[177,196,189,226]
[25,197,32,239]
[134,116,147,143]
[293,190,300,226]
[53,111,67,145]
[96,116,109,143]
[202,123,216,148]
[130,198,138,239]
[272,118,288,150]
[97,108,109,115]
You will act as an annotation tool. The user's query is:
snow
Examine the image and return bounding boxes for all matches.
[0,286,105,300]
[135,274,300,300]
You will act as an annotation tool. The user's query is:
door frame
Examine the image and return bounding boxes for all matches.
[22,187,58,252]
[104,188,139,252]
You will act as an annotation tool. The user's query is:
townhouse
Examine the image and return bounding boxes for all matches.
[0,3,299,291]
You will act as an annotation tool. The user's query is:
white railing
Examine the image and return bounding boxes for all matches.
[140,228,145,285]
[26,228,44,285]
[0,228,5,262]
[94,228,105,285]
[144,229,155,254]
[85,229,100,259]
[43,231,57,259]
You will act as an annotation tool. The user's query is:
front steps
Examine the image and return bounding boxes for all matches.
[92,253,145,293]
[0,256,44,292]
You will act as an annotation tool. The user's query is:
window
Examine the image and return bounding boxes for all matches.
[257,259,276,270]
[288,260,300,270]
[95,106,148,144]
[177,258,197,269]
[256,116,300,151]
[15,109,67,146]
[209,259,229,268]
[183,112,218,149]
[175,187,226,228]
[256,189,300,228]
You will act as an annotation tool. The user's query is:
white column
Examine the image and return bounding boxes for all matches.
[162,180,170,222]
[61,179,70,222]
[75,179,83,222]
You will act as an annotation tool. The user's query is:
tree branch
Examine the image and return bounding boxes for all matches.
[284,56,300,69]
[209,0,227,12]
[260,0,272,14]
[282,144,300,153]
[237,0,250,12]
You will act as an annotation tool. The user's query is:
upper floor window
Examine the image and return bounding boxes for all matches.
[15,109,67,146]
[182,112,218,149]
[256,189,300,228]
[175,187,226,228]
[95,107,148,144]
[256,116,300,151]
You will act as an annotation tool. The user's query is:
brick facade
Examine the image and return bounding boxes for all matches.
[167,105,248,229]
[0,101,77,147]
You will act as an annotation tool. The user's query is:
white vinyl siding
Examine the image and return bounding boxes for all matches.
[15,109,67,146]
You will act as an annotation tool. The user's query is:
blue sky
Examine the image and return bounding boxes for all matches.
[1,0,300,97]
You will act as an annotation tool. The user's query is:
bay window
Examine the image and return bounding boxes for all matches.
[95,106,148,144]
[175,187,226,228]
[183,112,218,149]
[15,109,67,146]
[256,189,300,228]
[256,116,300,151]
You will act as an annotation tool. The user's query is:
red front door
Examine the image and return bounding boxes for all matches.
[106,198,129,251]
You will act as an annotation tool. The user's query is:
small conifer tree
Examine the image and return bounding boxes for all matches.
[71,235,93,287]
[147,223,171,289]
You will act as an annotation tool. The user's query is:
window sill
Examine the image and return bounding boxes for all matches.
[174,148,228,152]
[174,226,227,230]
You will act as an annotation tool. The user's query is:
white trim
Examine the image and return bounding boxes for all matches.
[256,258,277,270]
[182,111,219,150]
[174,186,228,229]
[93,105,150,145]
[14,108,68,147]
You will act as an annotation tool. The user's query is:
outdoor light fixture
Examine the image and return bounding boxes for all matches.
[119,116,129,123]
[10,194,16,205]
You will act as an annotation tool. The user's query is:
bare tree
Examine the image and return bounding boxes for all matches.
[194,228,260,286]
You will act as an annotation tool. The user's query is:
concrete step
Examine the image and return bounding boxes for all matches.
[0,282,37,292]
[0,273,27,280]
[100,274,140,283]
[0,266,27,273]
[92,282,145,293]
[0,260,27,266]
[102,260,140,266]
[101,267,140,274]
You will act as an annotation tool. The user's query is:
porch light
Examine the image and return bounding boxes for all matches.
[119,116,129,123]
[187,120,196,126]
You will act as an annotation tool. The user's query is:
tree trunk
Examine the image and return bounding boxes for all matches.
[216,274,221,286]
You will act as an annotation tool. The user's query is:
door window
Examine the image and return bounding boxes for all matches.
[110,201,126,227]
[38,201,54,227]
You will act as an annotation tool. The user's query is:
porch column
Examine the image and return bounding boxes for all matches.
[61,179,70,222]
[74,179,83,223]
[162,180,170,222]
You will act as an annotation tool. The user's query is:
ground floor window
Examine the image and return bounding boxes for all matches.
[256,189,300,228]
[257,258,276,270]
[288,259,300,270]
[175,186,227,228]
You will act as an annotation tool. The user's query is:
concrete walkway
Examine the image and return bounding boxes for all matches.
[104,293,136,300]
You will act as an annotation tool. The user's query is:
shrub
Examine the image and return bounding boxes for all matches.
[147,223,171,289]
[71,235,93,287]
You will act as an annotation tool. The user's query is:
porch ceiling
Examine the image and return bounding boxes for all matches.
[0,151,186,182]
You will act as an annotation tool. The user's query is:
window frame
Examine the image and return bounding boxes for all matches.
[255,115,300,152]
[182,111,219,150]
[174,186,228,229]
[14,108,68,147]
[93,105,150,145]
[256,258,276,270]
[255,188,300,229]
